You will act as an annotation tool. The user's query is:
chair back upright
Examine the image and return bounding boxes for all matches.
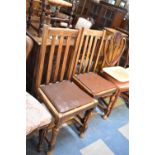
[73,28,106,74]
[26,36,33,60]
[101,31,126,68]
[35,25,81,90]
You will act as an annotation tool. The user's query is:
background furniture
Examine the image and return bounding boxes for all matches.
[86,1,127,30]
[27,0,77,36]
[35,25,98,152]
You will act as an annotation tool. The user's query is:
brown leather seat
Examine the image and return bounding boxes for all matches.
[40,81,95,113]
[73,72,116,98]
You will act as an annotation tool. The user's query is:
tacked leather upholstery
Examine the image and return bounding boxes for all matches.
[40,81,95,113]
[73,72,116,97]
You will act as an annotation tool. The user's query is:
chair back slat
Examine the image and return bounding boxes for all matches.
[73,28,85,74]
[67,29,82,80]
[101,32,126,68]
[53,36,64,82]
[83,35,93,73]
[73,28,106,74]
[35,25,49,89]
[35,25,81,89]
[46,36,56,84]
[60,36,71,81]
[79,35,89,73]
[87,37,98,72]
[92,30,106,72]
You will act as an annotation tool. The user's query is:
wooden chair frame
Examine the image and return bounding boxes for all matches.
[35,25,97,152]
[72,28,119,119]
[27,0,77,36]
[100,31,129,111]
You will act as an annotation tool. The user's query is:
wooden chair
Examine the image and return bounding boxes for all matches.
[27,0,77,36]
[100,30,129,109]
[72,28,118,119]
[34,25,98,151]
[26,36,52,152]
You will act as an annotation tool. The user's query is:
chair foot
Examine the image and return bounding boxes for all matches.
[78,108,94,137]
[79,132,85,138]
[102,114,108,120]
[37,128,47,152]
[49,123,60,151]
[47,148,53,155]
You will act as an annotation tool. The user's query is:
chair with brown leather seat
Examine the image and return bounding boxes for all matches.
[34,25,98,152]
[100,30,129,112]
[72,28,118,119]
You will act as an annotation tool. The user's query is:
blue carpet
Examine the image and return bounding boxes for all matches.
[26,104,129,155]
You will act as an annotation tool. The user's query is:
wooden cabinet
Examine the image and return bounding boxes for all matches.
[86,1,127,30]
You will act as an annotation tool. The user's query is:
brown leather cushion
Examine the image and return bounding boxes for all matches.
[73,72,116,97]
[102,72,129,91]
[40,81,94,113]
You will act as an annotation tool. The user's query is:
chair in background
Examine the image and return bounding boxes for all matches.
[100,30,129,112]
[27,0,78,36]
[26,36,52,152]
[34,25,98,151]
[72,28,118,119]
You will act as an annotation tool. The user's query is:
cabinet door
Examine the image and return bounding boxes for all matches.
[88,2,102,19]
[111,9,126,28]
[98,6,116,28]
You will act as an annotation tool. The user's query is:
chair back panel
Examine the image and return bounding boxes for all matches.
[35,25,81,89]
[101,31,126,68]
[73,28,106,74]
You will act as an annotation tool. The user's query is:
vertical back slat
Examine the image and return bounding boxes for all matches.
[67,29,82,80]
[83,35,93,73]
[35,25,49,90]
[73,28,85,74]
[79,35,89,73]
[93,30,106,72]
[46,36,56,84]
[87,37,98,72]
[60,36,71,81]
[101,35,112,67]
[53,36,64,82]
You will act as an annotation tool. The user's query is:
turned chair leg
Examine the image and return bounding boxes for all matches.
[103,90,120,119]
[27,0,34,29]
[38,0,46,36]
[48,120,61,151]
[79,108,94,138]
[37,128,48,152]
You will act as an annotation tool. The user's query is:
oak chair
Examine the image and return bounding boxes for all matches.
[27,0,77,36]
[101,31,129,109]
[35,25,98,151]
[72,28,118,119]
[26,36,52,152]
